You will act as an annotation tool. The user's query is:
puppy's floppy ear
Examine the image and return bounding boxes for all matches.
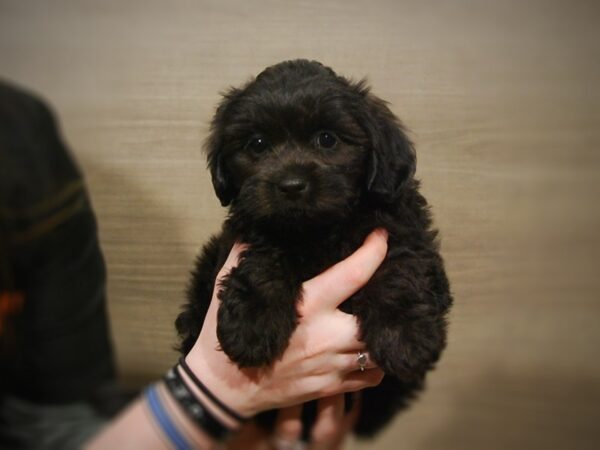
[208,151,234,207]
[360,91,416,203]
[205,88,242,207]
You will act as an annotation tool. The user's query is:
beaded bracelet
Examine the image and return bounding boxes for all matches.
[163,366,235,441]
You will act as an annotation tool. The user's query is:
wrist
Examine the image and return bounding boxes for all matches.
[178,356,251,424]
[185,347,261,418]
[156,381,230,449]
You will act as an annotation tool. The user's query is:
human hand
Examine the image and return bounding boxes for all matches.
[274,393,360,450]
[226,393,360,450]
[185,228,388,418]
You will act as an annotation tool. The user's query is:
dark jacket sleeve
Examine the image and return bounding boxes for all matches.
[0,80,116,404]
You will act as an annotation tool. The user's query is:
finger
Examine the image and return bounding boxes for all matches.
[328,393,361,450]
[275,404,303,439]
[302,229,388,311]
[273,404,303,448]
[337,351,378,373]
[338,368,384,393]
[345,392,361,427]
[206,242,248,322]
[194,242,249,354]
[216,241,248,280]
[309,394,345,449]
[226,421,270,450]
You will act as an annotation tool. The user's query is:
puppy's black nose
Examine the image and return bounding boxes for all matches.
[278,177,308,198]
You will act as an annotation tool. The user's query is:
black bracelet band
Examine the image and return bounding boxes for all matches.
[178,356,247,423]
[163,366,233,441]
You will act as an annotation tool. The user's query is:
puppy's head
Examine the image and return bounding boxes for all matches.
[206,60,415,230]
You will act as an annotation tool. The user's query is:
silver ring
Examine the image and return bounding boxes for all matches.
[357,352,367,371]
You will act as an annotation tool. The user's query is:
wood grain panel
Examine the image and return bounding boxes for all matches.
[1,0,598,448]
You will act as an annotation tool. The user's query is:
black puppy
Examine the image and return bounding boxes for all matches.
[176,60,452,436]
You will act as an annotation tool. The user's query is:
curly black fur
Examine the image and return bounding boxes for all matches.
[176,59,452,437]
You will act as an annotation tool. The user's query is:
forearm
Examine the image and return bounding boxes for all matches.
[85,381,227,450]
[87,230,387,449]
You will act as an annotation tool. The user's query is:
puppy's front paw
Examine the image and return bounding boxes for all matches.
[363,320,446,381]
[216,271,298,368]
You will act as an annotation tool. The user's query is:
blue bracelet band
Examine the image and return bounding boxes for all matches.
[145,384,192,450]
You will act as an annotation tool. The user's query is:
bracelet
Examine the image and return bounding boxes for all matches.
[145,384,193,450]
[163,366,234,441]
[179,356,248,423]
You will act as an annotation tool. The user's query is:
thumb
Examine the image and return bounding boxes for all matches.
[205,242,248,328]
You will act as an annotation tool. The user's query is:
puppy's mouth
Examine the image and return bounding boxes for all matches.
[266,191,354,228]
[250,194,342,225]
[270,197,317,219]
[276,202,313,219]
[230,173,357,233]
[271,181,339,219]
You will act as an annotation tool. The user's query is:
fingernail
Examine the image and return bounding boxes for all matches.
[375,228,388,241]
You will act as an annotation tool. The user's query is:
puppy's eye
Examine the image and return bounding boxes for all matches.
[246,136,270,154]
[317,131,337,149]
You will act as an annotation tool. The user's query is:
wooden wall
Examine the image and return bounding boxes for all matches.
[1,1,599,448]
